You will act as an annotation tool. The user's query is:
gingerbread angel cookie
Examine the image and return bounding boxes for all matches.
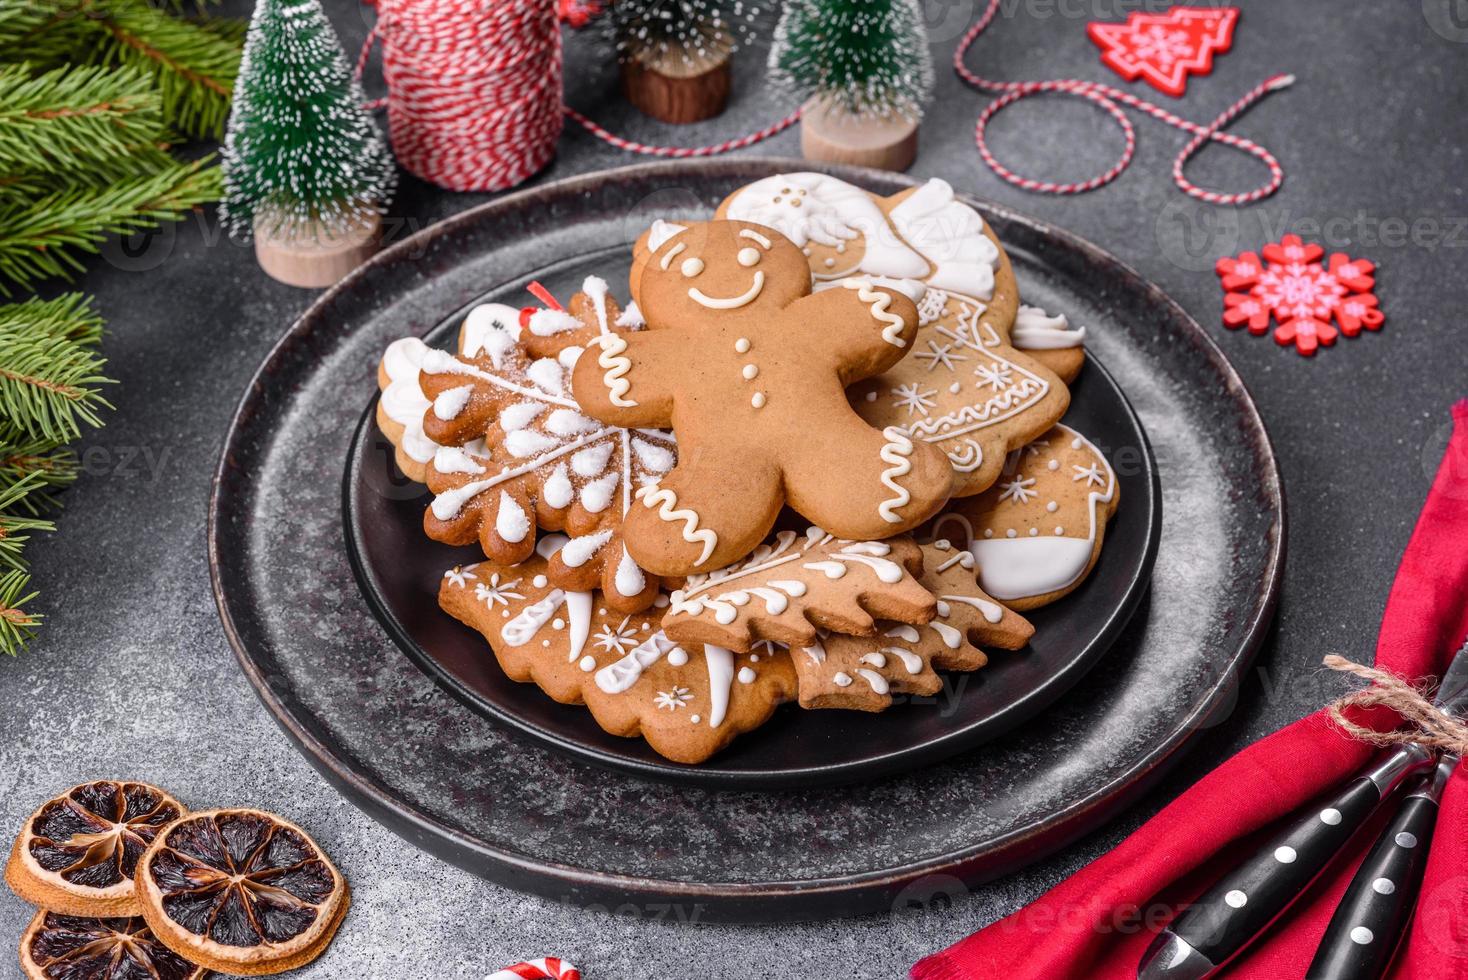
[381,278,675,612]
[719,174,1072,497]
[439,536,797,764]
[792,539,1032,711]
[660,526,936,652]
[570,219,956,577]
[930,423,1119,611]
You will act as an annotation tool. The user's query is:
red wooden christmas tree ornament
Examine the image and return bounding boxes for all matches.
[1088,6,1240,98]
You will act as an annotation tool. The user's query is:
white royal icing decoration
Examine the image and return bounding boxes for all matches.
[379,338,439,464]
[1012,304,1087,350]
[877,427,916,523]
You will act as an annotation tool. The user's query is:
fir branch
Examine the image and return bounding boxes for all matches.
[0,1,241,139]
[0,155,220,294]
[0,62,164,178]
[0,569,41,654]
[0,325,113,443]
[0,440,78,515]
[0,293,105,346]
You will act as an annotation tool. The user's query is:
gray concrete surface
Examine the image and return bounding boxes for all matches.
[2,1,1465,977]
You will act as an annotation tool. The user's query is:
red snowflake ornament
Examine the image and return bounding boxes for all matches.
[1215,235,1385,357]
[1088,7,1240,98]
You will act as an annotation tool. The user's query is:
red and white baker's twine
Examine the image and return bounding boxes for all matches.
[486,958,580,980]
[955,0,1292,204]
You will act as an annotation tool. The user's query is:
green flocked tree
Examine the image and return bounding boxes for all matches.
[606,0,762,70]
[769,0,934,120]
[222,0,394,240]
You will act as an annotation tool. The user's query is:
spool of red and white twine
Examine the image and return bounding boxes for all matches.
[364,0,564,192]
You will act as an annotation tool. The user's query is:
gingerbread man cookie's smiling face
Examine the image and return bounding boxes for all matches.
[635,219,811,327]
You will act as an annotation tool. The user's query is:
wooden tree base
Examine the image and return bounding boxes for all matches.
[621,50,731,124]
[799,97,920,172]
[254,211,381,289]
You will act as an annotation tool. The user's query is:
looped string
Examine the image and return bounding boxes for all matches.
[1323,654,1468,755]
[954,0,1293,205]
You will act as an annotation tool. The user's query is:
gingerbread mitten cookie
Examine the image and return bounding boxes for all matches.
[438,536,797,764]
[930,424,1119,610]
[719,174,1071,497]
[791,539,1033,711]
[415,279,674,612]
[661,526,936,651]
[571,219,955,576]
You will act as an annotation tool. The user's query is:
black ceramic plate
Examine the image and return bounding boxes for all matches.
[345,341,1157,788]
[210,159,1282,921]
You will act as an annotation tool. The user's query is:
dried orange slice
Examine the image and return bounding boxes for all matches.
[6,781,186,917]
[136,809,348,976]
[18,908,207,980]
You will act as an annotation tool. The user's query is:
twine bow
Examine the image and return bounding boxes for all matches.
[1324,654,1468,755]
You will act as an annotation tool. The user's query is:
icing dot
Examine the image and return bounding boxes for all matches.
[735,337,751,353]
[835,242,846,253]
[667,647,688,666]
[750,654,760,663]
[737,667,756,684]
[1224,890,1247,909]
[680,256,704,278]
[541,639,550,648]
[501,610,510,618]
[1048,460,1060,471]
[1071,437,1083,449]
[641,622,650,631]
[1274,846,1297,864]
[578,656,595,671]
[751,392,767,409]
[801,247,811,256]
[690,714,701,723]
[983,529,994,539]
[1054,526,1065,535]
[949,382,961,394]
[552,618,565,630]
[935,600,951,617]
[1373,878,1396,895]
[742,364,758,380]
[1006,529,1017,539]
[833,672,853,687]
[1351,927,1374,945]
[598,607,607,615]
[1028,528,1038,537]
[738,247,761,267]
[533,575,548,587]
[865,391,878,402]
[823,257,835,268]
[652,594,670,609]
[1320,808,1343,825]
[1396,832,1419,848]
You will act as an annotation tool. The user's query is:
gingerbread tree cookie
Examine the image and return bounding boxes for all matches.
[398,278,676,612]
[571,218,956,576]
[930,423,1119,610]
[438,536,797,764]
[791,539,1033,711]
[718,174,1072,497]
[661,526,936,651]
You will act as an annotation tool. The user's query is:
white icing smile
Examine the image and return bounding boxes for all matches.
[689,271,765,310]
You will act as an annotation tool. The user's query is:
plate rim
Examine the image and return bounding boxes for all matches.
[208,157,1284,920]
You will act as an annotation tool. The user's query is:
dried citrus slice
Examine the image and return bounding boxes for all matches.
[18,908,207,980]
[6,781,186,917]
[136,809,349,976]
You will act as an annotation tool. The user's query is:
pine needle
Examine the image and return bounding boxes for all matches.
[0,293,105,346]
[0,440,78,515]
[0,155,221,294]
[0,62,164,176]
[0,325,113,443]
[0,569,41,654]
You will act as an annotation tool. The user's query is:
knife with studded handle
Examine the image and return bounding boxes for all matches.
[1306,756,1455,979]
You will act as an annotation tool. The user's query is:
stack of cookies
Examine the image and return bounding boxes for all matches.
[375,173,1118,764]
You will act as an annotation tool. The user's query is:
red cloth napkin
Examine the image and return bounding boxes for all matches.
[914,400,1468,980]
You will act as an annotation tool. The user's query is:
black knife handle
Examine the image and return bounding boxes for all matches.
[1307,762,1451,980]
[1173,778,1381,961]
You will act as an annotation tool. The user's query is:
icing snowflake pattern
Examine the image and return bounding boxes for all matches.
[891,382,939,417]
[418,277,678,605]
[973,360,1013,391]
[1072,463,1107,486]
[442,566,478,588]
[654,687,693,711]
[998,477,1038,504]
[593,616,640,653]
[474,574,524,607]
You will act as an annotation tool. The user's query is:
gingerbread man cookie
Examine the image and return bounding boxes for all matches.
[718,174,1072,497]
[438,536,797,764]
[929,424,1119,610]
[570,219,956,576]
